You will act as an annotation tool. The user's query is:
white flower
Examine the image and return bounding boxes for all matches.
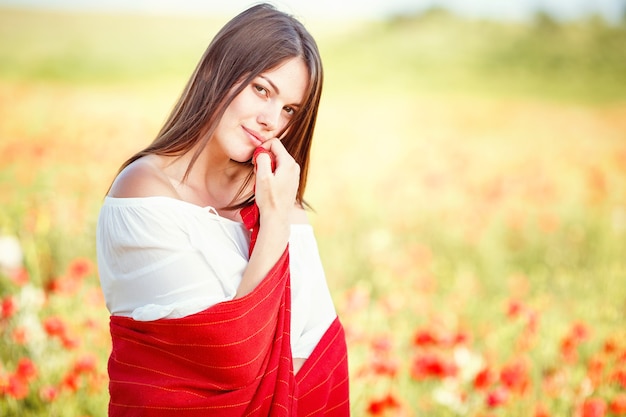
[454,346,484,382]
[14,285,47,358]
[18,285,46,311]
[433,379,468,415]
[18,312,47,358]
[0,235,23,271]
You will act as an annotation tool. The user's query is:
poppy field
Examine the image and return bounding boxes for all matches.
[1,7,625,417]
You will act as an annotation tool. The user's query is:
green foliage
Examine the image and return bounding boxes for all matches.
[321,11,626,102]
[0,8,221,84]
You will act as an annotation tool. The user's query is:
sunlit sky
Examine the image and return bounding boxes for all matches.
[0,0,624,22]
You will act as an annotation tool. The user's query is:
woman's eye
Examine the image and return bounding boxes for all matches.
[284,106,295,116]
[254,85,268,96]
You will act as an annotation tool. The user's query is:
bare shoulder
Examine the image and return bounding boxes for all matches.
[108,155,179,199]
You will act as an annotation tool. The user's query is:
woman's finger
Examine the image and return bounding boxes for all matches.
[263,138,291,164]
[254,151,273,177]
[253,147,276,172]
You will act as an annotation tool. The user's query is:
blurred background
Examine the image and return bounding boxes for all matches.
[0,1,625,416]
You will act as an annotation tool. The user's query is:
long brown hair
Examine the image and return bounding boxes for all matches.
[115,3,323,209]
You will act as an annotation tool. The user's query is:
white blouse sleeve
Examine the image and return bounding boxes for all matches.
[288,225,338,359]
[96,197,248,321]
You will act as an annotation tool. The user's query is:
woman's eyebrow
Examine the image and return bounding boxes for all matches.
[259,75,280,95]
[259,75,302,108]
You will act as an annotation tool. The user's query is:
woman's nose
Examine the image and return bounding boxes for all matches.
[257,103,281,131]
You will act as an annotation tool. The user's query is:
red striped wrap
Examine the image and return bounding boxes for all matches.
[107,204,349,416]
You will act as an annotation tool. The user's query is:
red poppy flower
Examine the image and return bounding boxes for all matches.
[581,398,607,417]
[73,354,97,374]
[67,257,94,279]
[474,367,495,390]
[371,335,393,354]
[11,327,27,345]
[411,353,458,380]
[610,393,626,415]
[1,296,17,320]
[507,299,525,318]
[43,316,67,338]
[371,355,399,377]
[587,357,605,387]
[413,328,439,347]
[15,358,37,382]
[486,387,509,408]
[40,385,59,402]
[367,394,400,415]
[500,359,530,394]
[603,337,618,355]
[9,267,29,286]
[570,322,590,342]
[560,336,579,363]
[47,276,82,295]
[612,369,626,389]
[452,330,470,345]
[62,372,80,392]
[6,375,29,399]
[61,334,81,350]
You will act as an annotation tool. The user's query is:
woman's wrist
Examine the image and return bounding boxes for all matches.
[258,213,290,243]
[235,213,289,299]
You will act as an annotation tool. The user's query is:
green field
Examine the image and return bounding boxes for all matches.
[1,7,625,416]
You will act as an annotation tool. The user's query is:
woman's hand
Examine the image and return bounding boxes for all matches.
[253,139,300,226]
[235,140,299,299]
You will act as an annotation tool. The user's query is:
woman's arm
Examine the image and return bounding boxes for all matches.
[234,140,300,298]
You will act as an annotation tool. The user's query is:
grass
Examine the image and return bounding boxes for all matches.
[320,10,626,102]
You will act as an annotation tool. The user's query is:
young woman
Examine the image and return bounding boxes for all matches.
[96,3,349,416]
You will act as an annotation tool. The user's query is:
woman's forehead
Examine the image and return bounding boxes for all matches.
[258,57,309,105]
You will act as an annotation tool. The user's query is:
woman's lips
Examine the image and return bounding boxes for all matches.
[243,126,263,146]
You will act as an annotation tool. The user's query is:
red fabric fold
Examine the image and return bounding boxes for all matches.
[107,204,349,416]
[295,317,350,416]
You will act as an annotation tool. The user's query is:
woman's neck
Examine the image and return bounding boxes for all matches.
[159,147,253,214]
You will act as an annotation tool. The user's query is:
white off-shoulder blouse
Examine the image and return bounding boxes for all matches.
[96,196,337,359]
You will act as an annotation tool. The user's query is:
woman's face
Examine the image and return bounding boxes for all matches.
[211,57,309,163]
